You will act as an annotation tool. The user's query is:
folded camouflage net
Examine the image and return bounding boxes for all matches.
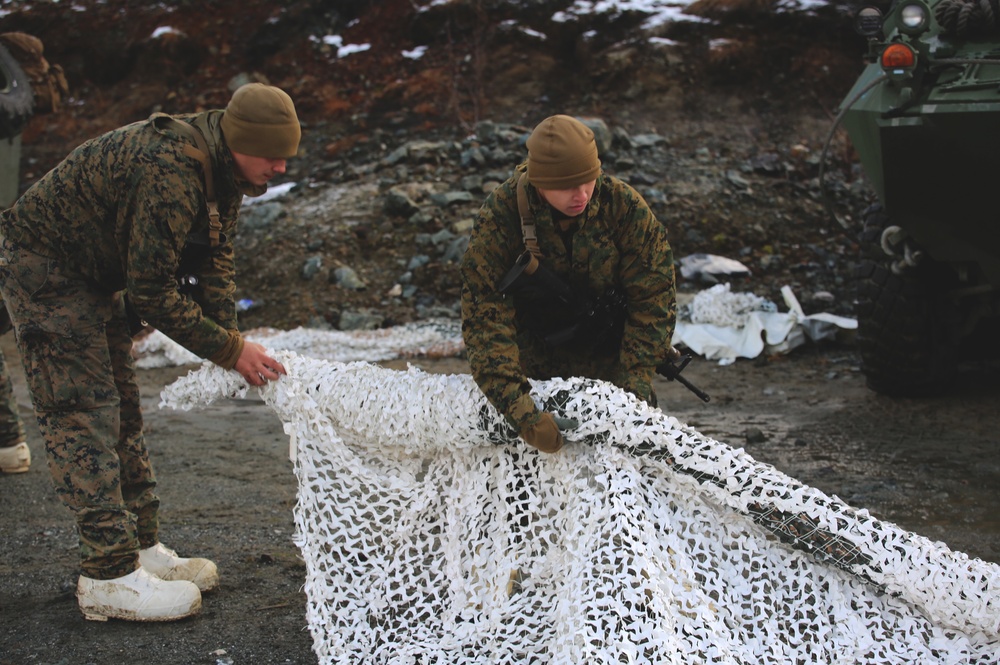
[161,352,1000,664]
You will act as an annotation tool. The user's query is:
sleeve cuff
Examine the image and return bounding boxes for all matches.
[508,391,542,431]
[207,330,245,370]
[622,367,655,403]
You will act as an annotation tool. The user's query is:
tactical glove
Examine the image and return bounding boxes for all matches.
[520,412,564,454]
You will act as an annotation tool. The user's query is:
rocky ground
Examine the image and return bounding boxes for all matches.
[1,0,872,331]
[2,2,999,665]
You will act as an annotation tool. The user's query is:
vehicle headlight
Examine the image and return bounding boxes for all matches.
[899,3,929,34]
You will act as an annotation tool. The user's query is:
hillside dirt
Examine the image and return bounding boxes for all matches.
[0,0,999,664]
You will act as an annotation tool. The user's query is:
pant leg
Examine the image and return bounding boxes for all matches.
[108,291,159,548]
[0,242,158,579]
[0,350,25,447]
[0,304,25,447]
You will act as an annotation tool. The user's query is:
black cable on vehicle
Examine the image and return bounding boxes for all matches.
[817,73,889,233]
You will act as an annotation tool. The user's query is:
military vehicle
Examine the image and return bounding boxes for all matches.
[834,0,1000,395]
[0,40,33,207]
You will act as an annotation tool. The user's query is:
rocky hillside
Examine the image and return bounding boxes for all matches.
[0,0,875,331]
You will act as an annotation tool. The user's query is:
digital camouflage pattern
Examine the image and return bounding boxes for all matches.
[0,306,24,448]
[1,110,264,367]
[0,245,158,577]
[461,163,676,430]
[0,110,261,577]
[0,351,23,447]
[0,353,24,448]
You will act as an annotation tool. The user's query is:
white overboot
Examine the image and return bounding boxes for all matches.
[138,543,219,592]
[0,441,30,473]
[77,567,201,622]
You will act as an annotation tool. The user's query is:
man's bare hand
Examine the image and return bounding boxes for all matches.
[234,341,286,386]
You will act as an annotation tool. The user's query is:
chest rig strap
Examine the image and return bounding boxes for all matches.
[516,172,542,260]
[153,115,222,247]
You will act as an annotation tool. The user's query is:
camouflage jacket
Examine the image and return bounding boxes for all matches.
[0,110,264,368]
[460,163,676,429]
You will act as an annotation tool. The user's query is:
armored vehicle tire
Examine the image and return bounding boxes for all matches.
[853,205,956,396]
[0,42,33,140]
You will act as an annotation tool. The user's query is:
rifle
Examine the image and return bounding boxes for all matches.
[656,351,711,402]
[499,251,710,402]
[497,250,625,355]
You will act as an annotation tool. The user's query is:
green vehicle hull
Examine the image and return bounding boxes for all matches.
[837,2,1000,394]
[0,42,33,207]
[842,56,1000,285]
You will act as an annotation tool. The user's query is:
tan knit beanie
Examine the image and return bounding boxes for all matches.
[526,115,601,189]
[221,83,301,159]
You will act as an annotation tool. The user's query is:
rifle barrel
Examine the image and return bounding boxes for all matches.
[656,357,711,402]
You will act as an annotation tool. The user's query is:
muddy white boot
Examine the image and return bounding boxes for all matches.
[77,567,201,622]
[0,441,30,473]
[138,543,219,592]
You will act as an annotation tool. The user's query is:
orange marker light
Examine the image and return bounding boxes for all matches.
[881,43,916,68]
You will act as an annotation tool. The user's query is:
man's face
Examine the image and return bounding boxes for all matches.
[231,151,288,187]
[537,180,596,217]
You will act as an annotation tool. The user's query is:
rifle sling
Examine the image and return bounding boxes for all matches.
[516,172,542,259]
[156,116,222,247]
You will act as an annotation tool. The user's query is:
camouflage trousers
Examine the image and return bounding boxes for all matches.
[0,304,26,447]
[0,239,159,579]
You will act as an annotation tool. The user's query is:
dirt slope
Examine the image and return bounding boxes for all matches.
[0,0,872,331]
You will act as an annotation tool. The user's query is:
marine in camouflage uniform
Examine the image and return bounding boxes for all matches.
[0,273,28,480]
[461,115,676,453]
[0,306,25,451]
[0,84,299,589]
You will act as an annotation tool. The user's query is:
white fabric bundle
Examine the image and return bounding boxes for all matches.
[161,353,1000,664]
[675,283,857,362]
[683,282,775,328]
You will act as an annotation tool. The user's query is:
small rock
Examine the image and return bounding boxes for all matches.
[301,255,323,280]
[332,266,366,290]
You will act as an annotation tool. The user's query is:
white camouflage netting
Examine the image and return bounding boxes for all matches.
[160,349,1000,665]
[132,319,465,369]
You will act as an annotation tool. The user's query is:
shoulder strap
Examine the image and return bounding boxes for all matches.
[153,115,222,247]
[516,172,543,259]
